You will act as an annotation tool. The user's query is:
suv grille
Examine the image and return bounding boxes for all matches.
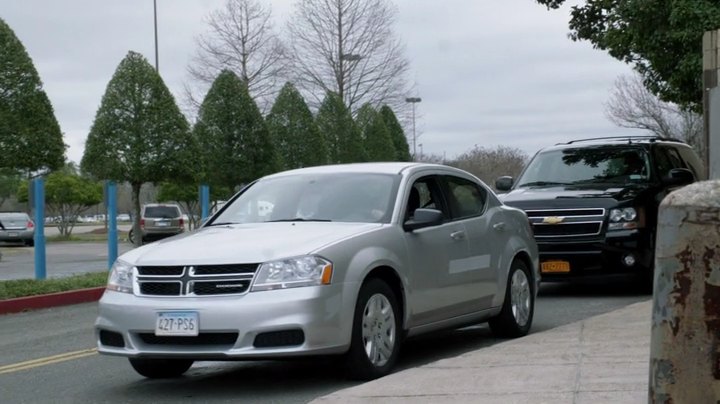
[135,264,259,297]
[525,208,605,238]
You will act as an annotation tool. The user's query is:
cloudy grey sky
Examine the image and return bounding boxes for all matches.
[3,0,639,164]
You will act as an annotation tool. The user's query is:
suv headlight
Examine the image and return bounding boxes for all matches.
[608,207,640,230]
[252,256,333,292]
[107,259,134,293]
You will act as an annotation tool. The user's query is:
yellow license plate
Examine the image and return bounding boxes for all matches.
[541,260,571,273]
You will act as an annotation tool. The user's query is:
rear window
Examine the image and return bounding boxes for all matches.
[0,213,30,221]
[144,206,181,219]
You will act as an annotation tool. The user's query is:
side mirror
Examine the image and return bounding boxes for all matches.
[495,176,514,192]
[403,208,443,232]
[663,168,695,186]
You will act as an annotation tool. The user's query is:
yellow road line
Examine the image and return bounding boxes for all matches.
[0,348,97,375]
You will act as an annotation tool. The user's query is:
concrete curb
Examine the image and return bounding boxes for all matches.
[0,287,105,315]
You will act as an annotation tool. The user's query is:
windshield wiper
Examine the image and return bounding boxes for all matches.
[517,181,570,187]
[206,222,239,226]
[266,218,332,222]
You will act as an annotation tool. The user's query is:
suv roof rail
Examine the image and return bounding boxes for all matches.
[558,135,685,145]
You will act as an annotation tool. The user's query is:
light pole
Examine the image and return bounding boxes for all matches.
[405,97,422,159]
[153,0,159,72]
[341,53,362,108]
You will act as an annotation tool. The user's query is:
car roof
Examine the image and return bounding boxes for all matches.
[263,162,439,179]
[539,135,690,153]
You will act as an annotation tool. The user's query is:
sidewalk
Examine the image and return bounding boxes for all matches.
[313,300,652,403]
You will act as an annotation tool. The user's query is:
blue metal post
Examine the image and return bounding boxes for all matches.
[33,178,46,280]
[107,181,118,269]
[200,184,210,220]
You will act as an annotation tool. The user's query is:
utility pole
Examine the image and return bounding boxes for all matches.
[405,97,422,159]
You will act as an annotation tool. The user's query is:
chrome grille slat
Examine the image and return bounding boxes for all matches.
[525,208,605,238]
[135,264,259,297]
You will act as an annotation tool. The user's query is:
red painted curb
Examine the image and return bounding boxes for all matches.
[0,287,106,315]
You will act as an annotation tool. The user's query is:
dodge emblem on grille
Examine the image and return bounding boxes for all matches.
[543,216,565,224]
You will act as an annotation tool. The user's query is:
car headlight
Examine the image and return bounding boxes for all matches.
[107,259,134,293]
[608,207,640,230]
[252,256,333,291]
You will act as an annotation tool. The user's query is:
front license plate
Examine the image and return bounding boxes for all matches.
[155,312,199,336]
[541,260,571,273]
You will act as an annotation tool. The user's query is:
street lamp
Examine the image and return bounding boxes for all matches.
[153,0,159,72]
[341,53,362,107]
[405,97,422,159]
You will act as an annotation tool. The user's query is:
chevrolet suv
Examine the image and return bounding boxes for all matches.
[495,136,704,286]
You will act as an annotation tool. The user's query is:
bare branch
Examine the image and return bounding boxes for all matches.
[287,0,410,114]
[605,74,704,159]
[185,0,287,113]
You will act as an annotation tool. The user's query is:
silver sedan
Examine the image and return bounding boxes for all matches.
[95,162,539,380]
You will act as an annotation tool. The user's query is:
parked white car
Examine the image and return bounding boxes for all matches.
[95,163,539,380]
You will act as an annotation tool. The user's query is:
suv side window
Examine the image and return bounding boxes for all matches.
[653,146,682,178]
[442,175,487,219]
[676,145,706,180]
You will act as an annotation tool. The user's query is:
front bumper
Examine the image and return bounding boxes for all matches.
[95,283,354,360]
[536,229,653,280]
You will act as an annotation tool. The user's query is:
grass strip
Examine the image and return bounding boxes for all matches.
[0,272,108,300]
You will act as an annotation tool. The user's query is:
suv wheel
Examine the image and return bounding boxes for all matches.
[489,259,534,338]
[344,278,401,380]
[128,358,193,378]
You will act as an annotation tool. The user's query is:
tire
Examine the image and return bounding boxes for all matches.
[25,238,34,247]
[127,229,135,244]
[344,278,402,380]
[489,259,534,338]
[128,358,193,378]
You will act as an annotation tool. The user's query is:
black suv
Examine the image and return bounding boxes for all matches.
[495,136,705,285]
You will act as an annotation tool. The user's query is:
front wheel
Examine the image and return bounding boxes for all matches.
[128,358,193,378]
[489,259,534,338]
[344,278,402,380]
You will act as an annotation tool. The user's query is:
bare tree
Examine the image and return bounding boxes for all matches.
[448,146,529,188]
[185,0,286,113]
[605,74,704,159]
[286,0,410,113]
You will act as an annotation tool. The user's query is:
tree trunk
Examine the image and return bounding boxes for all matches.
[131,182,143,247]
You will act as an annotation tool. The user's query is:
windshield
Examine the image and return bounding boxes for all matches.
[211,172,399,224]
[516,147,650,188]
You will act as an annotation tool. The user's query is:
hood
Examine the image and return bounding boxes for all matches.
[120,222,382,266]
[499,184,649,209]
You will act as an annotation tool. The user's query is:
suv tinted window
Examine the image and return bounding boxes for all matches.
[144,206,181,219]
[517,146,650,186]
[676,145,706,180]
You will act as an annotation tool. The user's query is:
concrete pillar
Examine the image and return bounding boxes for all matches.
[649,180,720,402]
[703,30,720,179]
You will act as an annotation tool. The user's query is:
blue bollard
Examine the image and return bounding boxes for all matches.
[33,178,46,280]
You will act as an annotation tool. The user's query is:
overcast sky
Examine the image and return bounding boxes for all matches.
[2,0,640,165]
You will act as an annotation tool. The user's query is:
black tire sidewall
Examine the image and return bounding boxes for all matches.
[491,259,534,337]
[345,279,402,380]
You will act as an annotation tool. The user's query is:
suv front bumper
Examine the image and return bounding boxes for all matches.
[536,229,653,280]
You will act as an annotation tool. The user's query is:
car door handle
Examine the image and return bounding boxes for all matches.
[493,222,506,231]
[450,231,466,240]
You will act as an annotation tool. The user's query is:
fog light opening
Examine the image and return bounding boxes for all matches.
[622,254,636,267]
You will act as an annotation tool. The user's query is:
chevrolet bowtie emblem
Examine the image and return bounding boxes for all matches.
[543,216,565,224]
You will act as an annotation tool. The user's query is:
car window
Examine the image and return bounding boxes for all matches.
[214,173,399,224]
[405,176,448,221]
[144,206,181,219]
[443,176,487,219]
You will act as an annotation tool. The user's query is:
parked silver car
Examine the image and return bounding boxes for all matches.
[95,163,539,380]
[0,212,35,246]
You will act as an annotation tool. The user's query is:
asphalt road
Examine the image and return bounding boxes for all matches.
[0,281,650,404]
